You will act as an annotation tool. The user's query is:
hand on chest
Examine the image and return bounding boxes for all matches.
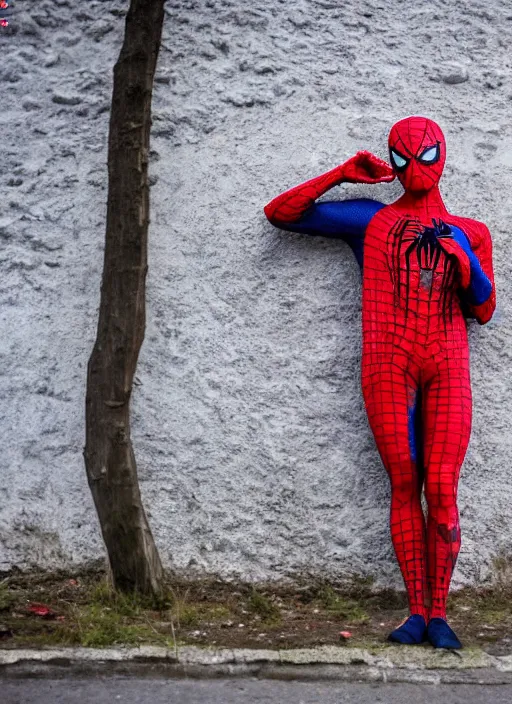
[391,218,455,271]
[389,217,461,300]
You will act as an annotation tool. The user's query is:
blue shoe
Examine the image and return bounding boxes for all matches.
[427,618,462,649]
[388,614,427,644]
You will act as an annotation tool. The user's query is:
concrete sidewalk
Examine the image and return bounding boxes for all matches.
[2,644,512,685]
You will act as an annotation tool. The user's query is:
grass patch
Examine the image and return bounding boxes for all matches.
[0,579,15,611]
[450,585,512,627]
[163,584,236,630]
[72,604,168,647]
[316,585,369,624]
[88,577,172,614]
[0,573,176,648]
[247,589,281,623]
[173,604,200,628]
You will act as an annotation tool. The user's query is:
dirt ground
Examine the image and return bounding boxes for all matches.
[0,570,511,655]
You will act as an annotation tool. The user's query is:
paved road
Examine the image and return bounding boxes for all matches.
[2,678,512,703]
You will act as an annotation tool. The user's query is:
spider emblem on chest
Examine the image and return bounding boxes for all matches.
[388,217,461,320]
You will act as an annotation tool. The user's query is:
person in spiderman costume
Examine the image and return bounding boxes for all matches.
[264,116,495,649]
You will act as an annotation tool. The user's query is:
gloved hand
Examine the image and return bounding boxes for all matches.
[340,151,395,184]
[439,222,492,304]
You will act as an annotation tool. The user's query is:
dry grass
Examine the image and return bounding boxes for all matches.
[0,570,511,652]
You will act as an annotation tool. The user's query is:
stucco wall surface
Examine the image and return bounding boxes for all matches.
[1,0,511,587]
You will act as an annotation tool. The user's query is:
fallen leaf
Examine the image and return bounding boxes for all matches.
[27,603,57,620]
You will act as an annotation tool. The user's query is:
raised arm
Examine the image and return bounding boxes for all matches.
[264,151,394,266]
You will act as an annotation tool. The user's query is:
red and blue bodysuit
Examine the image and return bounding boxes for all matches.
[264,116,495,648]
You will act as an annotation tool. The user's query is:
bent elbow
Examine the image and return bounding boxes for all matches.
[263,201,289,228]
[472,290,496,325]
[263,202,278,225]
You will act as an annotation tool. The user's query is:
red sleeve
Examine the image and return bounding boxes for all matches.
[468,223,496,324]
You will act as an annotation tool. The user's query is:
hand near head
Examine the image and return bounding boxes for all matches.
[341,150,395,184]
[264,149,394,227]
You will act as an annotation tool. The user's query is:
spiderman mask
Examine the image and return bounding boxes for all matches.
[388,117,446,194]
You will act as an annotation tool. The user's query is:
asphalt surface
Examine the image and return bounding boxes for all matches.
[2,678,512,703]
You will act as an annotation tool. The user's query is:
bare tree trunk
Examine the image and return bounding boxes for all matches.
[84,0,166,596]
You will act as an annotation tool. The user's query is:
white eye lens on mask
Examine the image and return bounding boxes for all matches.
[390,149,408,169]
[418,145,439,164]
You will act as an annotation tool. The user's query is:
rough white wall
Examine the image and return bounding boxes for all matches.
[1,0,511,587]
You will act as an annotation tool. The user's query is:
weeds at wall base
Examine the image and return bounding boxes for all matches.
[0,570,511,653]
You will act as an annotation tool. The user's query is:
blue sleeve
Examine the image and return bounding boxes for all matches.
[276,199,385,268]
[450,225,493,306]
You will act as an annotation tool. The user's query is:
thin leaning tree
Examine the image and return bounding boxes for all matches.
[84,0,166,596]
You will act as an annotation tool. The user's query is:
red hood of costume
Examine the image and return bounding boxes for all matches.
[388,116,446,194]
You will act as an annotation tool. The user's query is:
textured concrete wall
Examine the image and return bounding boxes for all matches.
[1,0,511,587]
